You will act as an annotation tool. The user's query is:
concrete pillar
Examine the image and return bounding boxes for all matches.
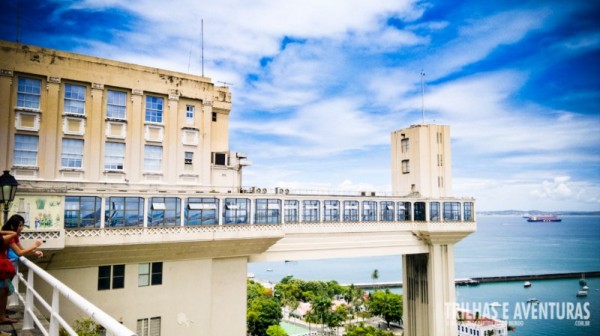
[208,257,248,335]
[89,84,104,181]
[0,71,13,168]
[403,244,457,336]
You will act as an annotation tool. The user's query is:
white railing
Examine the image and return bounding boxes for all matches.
[11,256,137,336]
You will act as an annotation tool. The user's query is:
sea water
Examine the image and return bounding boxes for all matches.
[248,215,600,335]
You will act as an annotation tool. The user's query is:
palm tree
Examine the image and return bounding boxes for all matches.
[371,269,379,289]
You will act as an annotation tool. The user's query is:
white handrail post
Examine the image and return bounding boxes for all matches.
[50,287,60,336]
[8,269,19,307]
[23,268,35,329]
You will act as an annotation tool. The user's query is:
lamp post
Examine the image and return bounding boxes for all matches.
[0,170,19,224]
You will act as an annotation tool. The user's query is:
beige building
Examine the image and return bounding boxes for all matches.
[391,124,452,198]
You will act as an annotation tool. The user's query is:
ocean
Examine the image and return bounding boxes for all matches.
[248,215,600,335]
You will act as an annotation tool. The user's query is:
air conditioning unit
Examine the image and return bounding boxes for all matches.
[360,191,367,196]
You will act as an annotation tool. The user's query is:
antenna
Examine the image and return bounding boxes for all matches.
[16,0,21,43]
[217,81,233,87]
[187,49,192,73]
[420,69,425,124]
[201,19,205,77]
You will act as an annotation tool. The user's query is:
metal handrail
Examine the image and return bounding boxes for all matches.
[13,256,137,336]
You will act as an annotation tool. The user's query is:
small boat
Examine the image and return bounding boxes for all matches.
[524,281,532,288]
[527,298,539,304]
[582,285,589,291]
[579,274,587,286]
[576,290,588,297]
[488,302,502,307]
[266,268,273,272]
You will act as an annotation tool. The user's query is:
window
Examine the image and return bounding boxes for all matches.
[402,160,410,174]
[302,200,320,222]
[343,201,359,222]
[17,77,41,109]
[213,152,227,166]
[185,198,218,225]
[64,84,86,115]
[64,196,102,228]
[144,145,162,172]
[105,142,125,170]
[223,198,250,224]
[284,200,299,223]
[438,176,444,188]
[323,200,339,222]
[437,154,443,167]
[414,202,426,221]
[98,264,125,290]
[430,202,440,221]
[145,96,164,123]
[107,90,127,119]
[139,262,163,287]
[149,197,181,226]
[185,105,195,123]
[184,152,193,165]
[105,197,144,227]
[464,202,474,221]
[362,201,376,221]
[255,199,281,224]
[137,317,161,336]
[401,138,409,153]
[212,112,217,122]
[443,202,461,221]
[14,134,38,166]
[380,201,394,221]
[61,139,83,168]
[397,202,411,221]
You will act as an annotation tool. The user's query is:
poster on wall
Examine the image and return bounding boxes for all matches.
[8,195,64,230]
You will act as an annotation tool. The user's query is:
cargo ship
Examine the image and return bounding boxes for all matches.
[524,215,562,222]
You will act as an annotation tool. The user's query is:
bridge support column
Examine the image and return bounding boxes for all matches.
[403,244,457,336]
[208,257,248,335]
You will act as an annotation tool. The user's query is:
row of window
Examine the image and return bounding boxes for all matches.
[65,196,474,228]
[98,262,162,290]
[16,77,215,125]
[14,134,196,170]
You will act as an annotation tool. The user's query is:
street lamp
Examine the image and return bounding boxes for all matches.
[0,170,19,224]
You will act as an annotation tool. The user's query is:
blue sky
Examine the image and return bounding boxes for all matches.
[1,0,599,211]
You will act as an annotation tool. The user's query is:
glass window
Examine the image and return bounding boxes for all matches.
[98,264,125,290]
[107,90,127,119]
[144,145,162,172]
[105,197,144,227]
[223,198,250,224]
[401,138,409,153]
[186,105,195,123]
[105,142,125,170]
[323,200,339,222]
[414,202,426,221]
[284,200,298,223]
[397,202,411,221]
[185,198,218,225]
[430,202,440,222]
[362,201,376,221]
[184,152,193,165]
[343,201,359,222]
[65,196,102,228]
[464,202,474,221]
[137,317,161,336]
[402,160,410,173]
[14,134,38,166]
[61,138,83,168]
[302,200,320,222]
[145,96,163,123]
[64,84,86,115]
[443,202,461,221]
[255,198,281,224]
[17,77,41,109]
[380,201,394,221]
[149,197,181,226]
[139,262,162,287]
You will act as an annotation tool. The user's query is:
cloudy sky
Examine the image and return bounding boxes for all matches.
[1,0,598,211]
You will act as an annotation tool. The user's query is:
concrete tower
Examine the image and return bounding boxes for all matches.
[391,124,452,197]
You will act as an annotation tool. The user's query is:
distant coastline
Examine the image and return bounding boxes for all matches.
[477,210,600,216]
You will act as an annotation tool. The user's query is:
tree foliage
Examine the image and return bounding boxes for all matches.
[247,280,283,336]
[345,323,396,336]
[266,325,288,336]
[368,290,403,328]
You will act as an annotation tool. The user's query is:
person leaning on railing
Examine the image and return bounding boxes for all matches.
[0,227,18,326]
[1,214,44,325]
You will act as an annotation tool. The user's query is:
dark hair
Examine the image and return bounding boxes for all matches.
[2,214,25,231]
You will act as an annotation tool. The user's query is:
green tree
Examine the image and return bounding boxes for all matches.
[345,323,395,336]
[266,325,288,336]
[368,290,403,328]
[310,295,332,333]
[59,317,103,336]
[247,296,283,336]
